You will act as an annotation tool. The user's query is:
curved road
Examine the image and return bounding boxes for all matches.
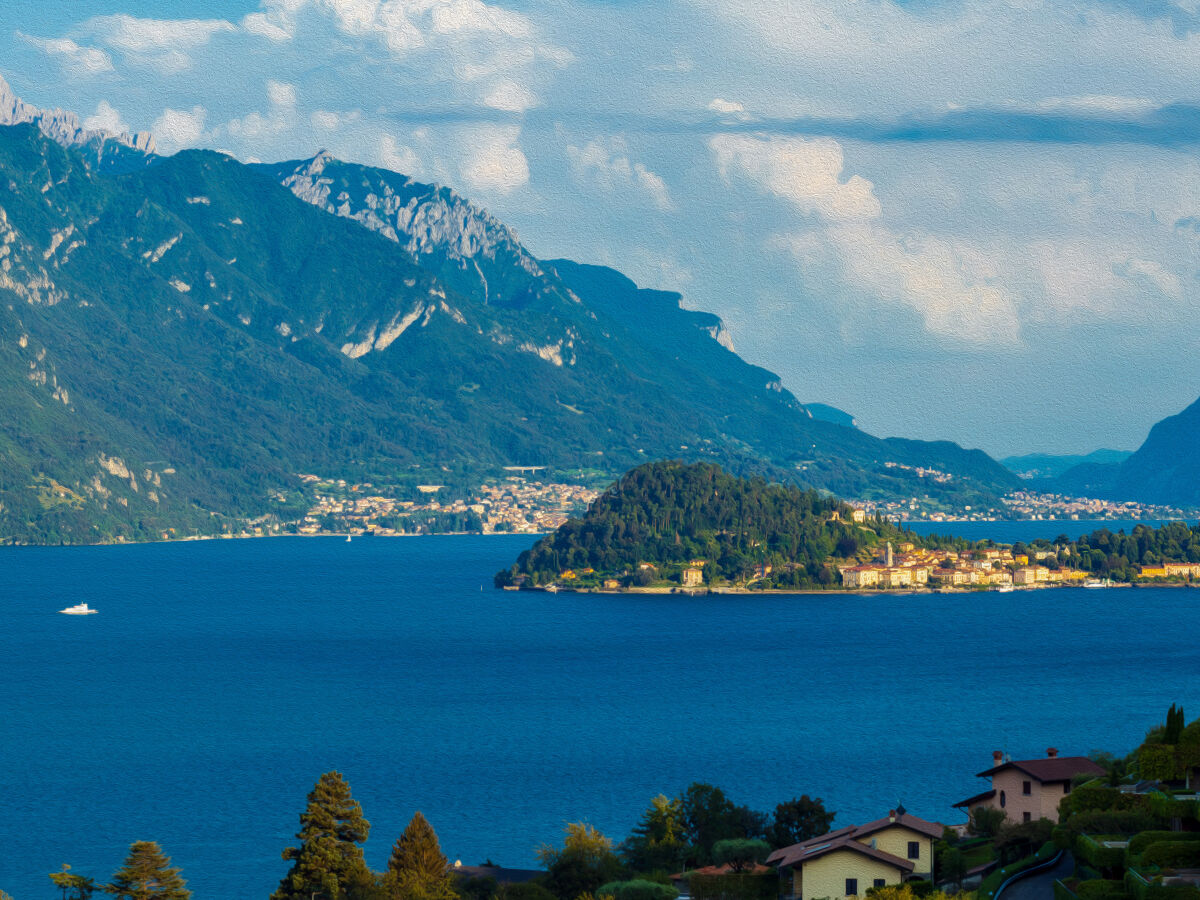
[998,852,1075,900]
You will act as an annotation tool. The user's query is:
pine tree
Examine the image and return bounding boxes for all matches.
[383,812,457,900]
[105,841,190,900]
[272,771,374,900]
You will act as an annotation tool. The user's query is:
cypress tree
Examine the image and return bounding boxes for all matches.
[383,811,456,900]
[272,771,374,900]
[105,841,190,900]
[1166,704,1185,744]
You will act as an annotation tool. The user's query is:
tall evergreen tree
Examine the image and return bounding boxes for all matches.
[272,771,374,900]
[104,841,190,900]
[383,811,457,900]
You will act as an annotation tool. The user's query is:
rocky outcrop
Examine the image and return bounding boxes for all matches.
[0,74,155,157]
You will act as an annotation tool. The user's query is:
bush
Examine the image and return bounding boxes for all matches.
[596,881,678,900]
[687,873,777,900]
[1074,836,1126,871]
[1142,842,1200,869]
[501,884,557,900]
[1127,832,1200,859]
[1075,880,1129,900]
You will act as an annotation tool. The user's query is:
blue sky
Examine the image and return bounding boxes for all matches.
[6,0,1200,458]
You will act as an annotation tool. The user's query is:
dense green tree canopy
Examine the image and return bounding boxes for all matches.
[383,812,457,900]
[105,841,190,900]
[765,796,836,850]
[621,795,688,873]
[272,771,374,900]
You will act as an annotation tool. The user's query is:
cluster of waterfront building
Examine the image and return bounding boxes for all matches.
[296,475,597,535]
[839,541,1089,589]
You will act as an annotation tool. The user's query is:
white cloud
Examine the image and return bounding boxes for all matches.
[379,133,422,174]
[19,34,113,75]
[708,98,744,115]
[151,106,208,153]
[87,14,236,72]
[312,109,359,130]
[266,80,298,108]
[567,138,674,211]
[712,133,1019,343]
[83,100,128,134]
[460,126,529,194]
[483,80,538,113]
[1116,256,1182,299]
[710,135,881,222]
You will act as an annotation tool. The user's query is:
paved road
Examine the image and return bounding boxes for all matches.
[998,852,1075,900]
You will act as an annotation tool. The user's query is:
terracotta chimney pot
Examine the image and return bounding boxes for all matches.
[1047,747,1059,758]
[993,750,1004,765]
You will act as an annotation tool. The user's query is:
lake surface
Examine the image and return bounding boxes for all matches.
[3,533,1198,898]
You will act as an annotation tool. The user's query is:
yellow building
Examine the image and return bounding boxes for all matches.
[767,810,943,900]
[681,566,704,587]
[1140,566,1167,578]
[1164,562,1200,578]
[851,509,867,523]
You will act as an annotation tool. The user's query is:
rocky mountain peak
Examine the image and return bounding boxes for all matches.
[0,73,156,156]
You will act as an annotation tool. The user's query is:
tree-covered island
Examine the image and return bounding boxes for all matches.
[494,461,1200,592]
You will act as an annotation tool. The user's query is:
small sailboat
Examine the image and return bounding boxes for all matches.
[345,533,352,542]
[59,602,98,615]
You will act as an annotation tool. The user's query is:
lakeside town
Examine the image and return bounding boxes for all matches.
[232,478,1189,543]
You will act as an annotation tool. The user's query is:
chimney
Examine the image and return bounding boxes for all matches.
[993,750,1004,766]
[888,809,896,822]
[1047,747,1058,758]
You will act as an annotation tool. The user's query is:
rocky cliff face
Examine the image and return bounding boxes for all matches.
[0,74,155,158]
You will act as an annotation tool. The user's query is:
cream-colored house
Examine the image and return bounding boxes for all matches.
[954,749,1105,825]
[681,566,704,587]
[767,810,943,900]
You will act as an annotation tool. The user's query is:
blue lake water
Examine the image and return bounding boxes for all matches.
[3,533,1199,898]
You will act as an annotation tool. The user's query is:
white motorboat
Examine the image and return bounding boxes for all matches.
[59,602,98,615]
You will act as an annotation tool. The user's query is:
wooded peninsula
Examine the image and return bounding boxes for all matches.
[493,462,1200,592]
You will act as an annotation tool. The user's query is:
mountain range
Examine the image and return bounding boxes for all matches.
[6,75,1194,542]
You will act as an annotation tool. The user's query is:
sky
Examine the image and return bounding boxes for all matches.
[5,0,1200,458]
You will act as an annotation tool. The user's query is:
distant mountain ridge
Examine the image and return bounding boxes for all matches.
[1050,399,1200,507]
[0,78,1022,542]
[1002,449,1132,480]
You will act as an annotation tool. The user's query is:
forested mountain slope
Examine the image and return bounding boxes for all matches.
[0,97,1020,542]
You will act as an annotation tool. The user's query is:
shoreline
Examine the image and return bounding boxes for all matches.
[511,581,1191,597]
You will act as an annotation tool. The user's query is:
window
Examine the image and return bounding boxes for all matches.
[846,879,858,896]
[908,841,920,859]
[874,880,887,889]
[1064,783,1072,794]
[1023,812,1032,823]
[1023,780,1032,795]
[1000,790,1006,808]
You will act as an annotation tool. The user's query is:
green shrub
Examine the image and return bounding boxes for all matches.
[687,873,777,900]
[1142,842,1200,869]
[596,881,679,900]
[1075,880,1129,900]
[1074,836,1126,871]
[1128,833,1200,859]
